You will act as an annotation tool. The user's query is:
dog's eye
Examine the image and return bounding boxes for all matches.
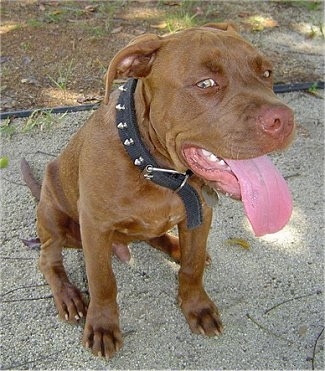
[197,79,217,89]
[263,70,272,78]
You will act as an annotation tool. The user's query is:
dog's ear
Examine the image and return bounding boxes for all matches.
[203,22,238,33]
[104,34,163,104]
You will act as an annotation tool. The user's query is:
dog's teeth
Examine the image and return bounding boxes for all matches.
[202,149,212,157]
[202,149,221,163]
[219,159,226,166]
[209,154,219,162]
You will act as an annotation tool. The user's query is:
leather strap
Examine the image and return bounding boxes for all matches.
[115,78,202,229]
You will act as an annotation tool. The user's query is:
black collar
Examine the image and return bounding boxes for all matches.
[115,78,202,229]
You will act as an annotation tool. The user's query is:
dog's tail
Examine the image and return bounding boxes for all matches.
[20,158,41,201]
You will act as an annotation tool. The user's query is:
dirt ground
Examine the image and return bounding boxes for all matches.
[1,0,324,112]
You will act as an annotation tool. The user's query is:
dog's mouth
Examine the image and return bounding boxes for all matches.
[182,147,293,236]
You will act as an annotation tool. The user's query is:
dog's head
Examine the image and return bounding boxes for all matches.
[104,24,295,236]
[104,22,294,155]
[104,23,237,103]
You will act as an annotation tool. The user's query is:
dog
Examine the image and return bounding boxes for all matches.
[22,23,295,358]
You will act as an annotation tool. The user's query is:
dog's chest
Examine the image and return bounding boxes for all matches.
[116,215,182,239]
[114,189,185,239]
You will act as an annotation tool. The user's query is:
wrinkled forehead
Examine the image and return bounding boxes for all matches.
[167,26,254,49]
[160,27,270,69]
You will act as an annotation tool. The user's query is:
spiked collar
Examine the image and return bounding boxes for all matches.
[115,78,202,229]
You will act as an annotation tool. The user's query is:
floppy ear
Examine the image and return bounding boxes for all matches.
[104,34,163,104]
[203,22,238,33]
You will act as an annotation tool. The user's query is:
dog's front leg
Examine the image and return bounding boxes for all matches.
[80,213,122,359]
[178,205,223,336]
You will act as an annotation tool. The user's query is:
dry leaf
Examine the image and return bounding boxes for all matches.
[77,95,102,104]
[111,26,123,34]
[51,10,62,16]
[162,1,180,6]
[84,5,98,13]
[226,238,250,249]
[150,22,167,30]
[238,12,251,18]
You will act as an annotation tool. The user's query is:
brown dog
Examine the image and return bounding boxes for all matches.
[25,23,295,358]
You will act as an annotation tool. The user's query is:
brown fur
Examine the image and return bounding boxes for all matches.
[25,24,294,358]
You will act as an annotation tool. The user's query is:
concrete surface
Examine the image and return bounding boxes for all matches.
[0,90,324,370]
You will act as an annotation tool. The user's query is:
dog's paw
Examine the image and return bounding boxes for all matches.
[148,234,181,262]
[179,295,223,336]
[54,283,87,323]
[82,305,123,359]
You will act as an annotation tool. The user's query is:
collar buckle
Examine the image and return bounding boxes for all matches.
[143,165,191,193]
[143,165,186,178]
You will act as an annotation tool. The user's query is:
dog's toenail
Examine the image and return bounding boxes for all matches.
[198,326,205,335]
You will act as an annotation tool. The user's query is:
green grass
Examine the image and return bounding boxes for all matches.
[88,22,111,37]
[47,59,75,90]
[165,12,199,32]
[97,1,120,17]
[22,110,67,132]
[160,0,223,33]
[298,1,322,11]
[283,1,322,11]
[307,82,320,95]
[0,111,67,138]
[164,0,202,32]
[0,119,16,138]
[20,41,31,51]
[27,19,43,28]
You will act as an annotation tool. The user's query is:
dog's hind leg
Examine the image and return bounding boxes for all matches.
[37,203,87,322]
[148,233,211,265]
[148,234,181,262]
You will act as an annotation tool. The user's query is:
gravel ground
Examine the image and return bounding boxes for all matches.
[0,88,324,370]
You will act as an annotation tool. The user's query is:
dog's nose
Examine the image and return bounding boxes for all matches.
[258,105,294,139]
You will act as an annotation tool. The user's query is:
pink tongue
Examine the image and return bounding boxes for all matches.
[225,156,292,237]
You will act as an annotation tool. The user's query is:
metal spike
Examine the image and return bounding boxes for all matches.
[116,104,125,111]
[134,157,144,166]
[117,122,128,129]
[124,138,134,146]
[118,85,127,91]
